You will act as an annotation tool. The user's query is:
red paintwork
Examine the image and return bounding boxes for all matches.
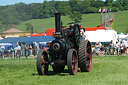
[84,27,105,31]
[46,27,105,36]
[46,29,55,36]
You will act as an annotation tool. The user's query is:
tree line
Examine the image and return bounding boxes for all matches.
[0,0,128,32]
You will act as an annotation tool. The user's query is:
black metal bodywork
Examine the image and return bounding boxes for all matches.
[49,13,80,66]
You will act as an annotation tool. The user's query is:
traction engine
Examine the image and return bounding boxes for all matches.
[37,13,92,75]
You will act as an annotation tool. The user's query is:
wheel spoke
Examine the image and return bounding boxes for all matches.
[41,64,44,69]
[41,61,44,65]
[86,46,90,51]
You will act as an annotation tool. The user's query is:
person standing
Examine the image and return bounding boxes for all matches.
[15,44,21,58]
[115,41,120,56]
[0,45,5,59]
[29,43,33,57]
[25,44,29,59]
[79,25,85,40]
[95,41,102,56]
[11,46,15,59]
[21,43,25,56]
[110,40,115,55]
[120,41,125,55]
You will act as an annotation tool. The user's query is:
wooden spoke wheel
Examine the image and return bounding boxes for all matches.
[67,49,78,75]
[37,49,49,75]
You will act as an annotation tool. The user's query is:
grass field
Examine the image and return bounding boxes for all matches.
[0,55,128,85]
[15,11,128,33]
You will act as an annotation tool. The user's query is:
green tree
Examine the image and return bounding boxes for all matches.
[25,23,33,32]
[86,7,98,13]
[113,1,124,10]
[104,0,114,7]
[121,0,128,10]
[33,4,44,19]
[69,11,82,23]
[81,0,91,13]
[69,0,81,12]
[111,7,119,12]
[54,1,71,15]
[91,0,104,8]
[42,1,50,18]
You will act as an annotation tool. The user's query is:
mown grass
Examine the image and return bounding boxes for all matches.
[15,11,128,33]
[0,55,128,85]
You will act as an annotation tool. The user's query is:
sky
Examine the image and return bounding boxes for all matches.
[0,0,68,6]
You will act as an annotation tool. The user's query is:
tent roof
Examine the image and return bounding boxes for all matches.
[120,32,124,35]
[0,36,54,43]
[2,28,23,33]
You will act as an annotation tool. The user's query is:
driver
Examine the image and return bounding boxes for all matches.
[79,25,85,40]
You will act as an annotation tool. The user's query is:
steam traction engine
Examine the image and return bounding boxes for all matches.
[37,13,92,75]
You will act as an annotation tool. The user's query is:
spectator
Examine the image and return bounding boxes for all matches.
[100,45,106,56]
[11,46,15,59]
[35,44,40,58]
[120,41,125,55]
[104,44,110,55]
[25,44,29,59]
[95,41,102,56]
[32,43,36,58]
[92,45,96,56]
[37,44,40,52]
[0,45,5,59]
[21,43,25,56]
[115,41,120,56]
[43,46,48,52]
[29,43,33,57]
[110,40,115,55]
[15,44,21,58]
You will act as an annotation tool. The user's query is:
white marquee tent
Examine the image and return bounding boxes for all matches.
[85,30,118,44]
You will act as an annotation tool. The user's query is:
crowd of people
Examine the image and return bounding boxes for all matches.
[78,24,128,56]
[92,40,128,56]
[0,43,47,59]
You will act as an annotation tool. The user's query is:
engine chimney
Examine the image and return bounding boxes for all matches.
[55,13,61,33]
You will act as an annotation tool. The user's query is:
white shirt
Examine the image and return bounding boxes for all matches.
[80,29,85,38]
[15,46,21,50]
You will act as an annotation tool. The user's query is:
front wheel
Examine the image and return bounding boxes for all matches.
[37,49,49,75]
[67,49,78,75]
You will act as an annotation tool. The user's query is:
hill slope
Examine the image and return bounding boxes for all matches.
[15,11,128,33]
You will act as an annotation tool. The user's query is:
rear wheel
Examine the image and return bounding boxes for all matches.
[67,49,78,75]
[79,40,92,72]
[37,49,49,75]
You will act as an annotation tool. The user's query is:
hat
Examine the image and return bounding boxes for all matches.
[70,24,74,27]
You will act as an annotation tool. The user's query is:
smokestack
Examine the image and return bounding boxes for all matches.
[55,13,61,33]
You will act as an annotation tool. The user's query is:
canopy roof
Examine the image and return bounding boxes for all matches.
[0,36,54,43]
